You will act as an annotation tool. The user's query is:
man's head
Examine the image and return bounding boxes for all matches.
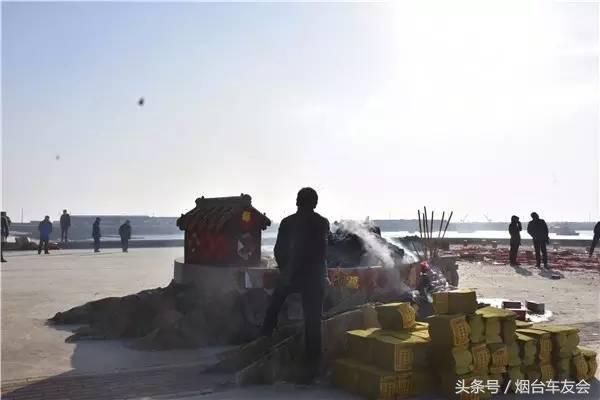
[296,187,318,210]
[1,211,5,217]
[63,209,67,214]
[125,220,130,225]
[95,217,101,222]
[44,216,50,221]
[530,212,539,220]
[511,215,519,223]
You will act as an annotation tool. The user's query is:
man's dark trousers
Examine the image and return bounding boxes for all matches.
[38,240,49,254]
[94,238,100,252]
[509,240,519,265]
[262,281,324,362]
[590,234,599,257]
[61,227,69,242]
[121,238,128,252]
[533,240,547,267]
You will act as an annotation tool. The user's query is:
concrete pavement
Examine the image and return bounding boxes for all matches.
[1,248,232,382]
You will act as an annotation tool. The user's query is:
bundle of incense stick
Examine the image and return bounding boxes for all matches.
[417,208,453,260]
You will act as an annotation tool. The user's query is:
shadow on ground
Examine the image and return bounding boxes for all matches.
[509,264,533,276]
[1,331,232,400]
[538,268,565,279]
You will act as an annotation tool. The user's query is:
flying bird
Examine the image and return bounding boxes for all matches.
[138,97,145,106]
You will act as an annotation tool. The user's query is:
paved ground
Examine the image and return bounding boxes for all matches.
[1,248,233,382]
[1,248,598,399]
[459,260,600,324]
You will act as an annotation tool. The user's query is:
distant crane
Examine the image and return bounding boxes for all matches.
[483,214,492,223]
[460,214,469,223]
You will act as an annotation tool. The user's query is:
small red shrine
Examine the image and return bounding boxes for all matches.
[176,194,271,266]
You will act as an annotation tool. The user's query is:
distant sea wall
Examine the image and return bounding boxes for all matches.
[373,219,597,232]
[4,239,184,251]
[9,215,181,241]
[444,237,592,248]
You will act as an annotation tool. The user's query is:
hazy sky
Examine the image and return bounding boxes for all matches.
[2,1,599,222]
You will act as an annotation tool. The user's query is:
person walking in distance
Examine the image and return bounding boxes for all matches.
[508,215,522,266]
[589,221,600,257]
[527,212,550,269]
[119,220,132,252]
[92,217,102,253]
[38,216,53,255]
[1,211,10,262]
[261,187,330,383]
[60,209,71,243]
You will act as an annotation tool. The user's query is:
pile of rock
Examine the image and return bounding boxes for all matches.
[48,280,268,349]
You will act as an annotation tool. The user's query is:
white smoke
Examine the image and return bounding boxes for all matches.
[390,238,419,263]
[335,220,416,294]
[337,220,394,267]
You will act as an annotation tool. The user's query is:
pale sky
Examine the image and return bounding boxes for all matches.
[2,1,599,223]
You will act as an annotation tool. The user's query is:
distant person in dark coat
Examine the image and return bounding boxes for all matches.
[589,221,600,257]
[38,216,53,255]
[1,211,10,262]
[119,220,132,252]
[261,187,330,383]
[508,215,522,266]
[60,209,71,243]
[527,212,549,269]
[92,218,101,252]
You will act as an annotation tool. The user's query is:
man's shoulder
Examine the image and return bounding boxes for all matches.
[280,214,295,226]
[281,212,329,227]
[312,212,330,228]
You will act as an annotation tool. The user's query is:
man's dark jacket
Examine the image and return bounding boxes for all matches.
[527,218,549,242]
[119,223,131,240]
[92,222,101,239]
[1,216,9,238]
[509,221,522,244]
[274,210,329,287]
[60,214,71,228]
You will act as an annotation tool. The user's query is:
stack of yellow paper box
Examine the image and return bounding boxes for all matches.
[428,289,488,399]
[516,332,537,369]
[578,347,598,380]
[515,323,599,383]
[333,302,434,399]
[334,292,599,400]
[474,306,523,392]
[530,324,586,381]
[515,327,555,382]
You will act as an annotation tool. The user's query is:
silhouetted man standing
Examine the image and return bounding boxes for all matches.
[92,218,101,252]
[527,212,549,269]
[508,215,522,266]
[589,221,600,257]
[60,209,71,243]
[38,216,53,255]
[261,188,330,382]
[1,211,10,262]
[119,220,131,252]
